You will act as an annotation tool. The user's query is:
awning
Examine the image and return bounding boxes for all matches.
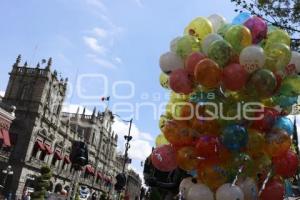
[0,129,3,139]
[54,150,63,160]
[35,140,45,151]
[1,129,11,147]
[44,144,53,155]
[85,165,95,175]
[64,155,71,164]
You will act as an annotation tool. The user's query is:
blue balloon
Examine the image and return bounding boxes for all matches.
[273,117,294,135]
[232,12,251,25]
[273,95,298,108]
[221,124,248,151]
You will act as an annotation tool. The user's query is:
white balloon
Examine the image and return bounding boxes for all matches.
[179,177,194,198]
[159,52,184,74]
[240,45,265,73]
[287,51,300,74]
[237,177,258,200]
[170,36,181,52]
[216,183,244,200]
[186,183,214,200]
[208,14,227,33]
[201,33,223,55]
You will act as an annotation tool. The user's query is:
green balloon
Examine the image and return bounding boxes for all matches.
[225,25,252,54]
[175,35,200,58]
[208,40,232,67]
[279,75,300,96]
[266,29,291,47]
[217,23,233,37]
[264,43,291,72]
[246,69,277,98]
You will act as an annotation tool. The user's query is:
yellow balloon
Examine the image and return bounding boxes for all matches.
[264,43,291,72]
[185,17,213,41]
[170,92,189,103]
[159,115,169,131]
[266,29,291,47]
[159,72,169,89]
[155,134,169,147]
[225,25,252,54]
[247,129,265,157]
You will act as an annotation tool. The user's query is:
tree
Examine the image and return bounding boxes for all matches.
[31,166,52,200]
[230,0,300,50]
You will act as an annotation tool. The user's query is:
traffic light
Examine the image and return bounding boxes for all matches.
[114,173,126,192]
[70,141,89,169]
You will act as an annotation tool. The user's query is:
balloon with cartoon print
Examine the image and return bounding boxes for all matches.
[207,40,232,67]
[169,68,194,94]
[244,16,267,44]
[159,72,169,89]
[264,43,291,72]
[160,52,184,74]
[239,45,265,73]
[225,25,252,54]
[202,33,223,55]
[175,35,200,58]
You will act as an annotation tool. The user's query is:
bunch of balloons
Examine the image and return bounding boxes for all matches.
[154,13,300,200]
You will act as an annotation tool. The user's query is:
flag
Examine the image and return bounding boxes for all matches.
[101,96,110,101]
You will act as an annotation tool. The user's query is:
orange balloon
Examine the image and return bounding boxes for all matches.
[163,120,200,146]
[265,129,291,157]
[176,146,199,171]
[194,58,222,88]
[246,129,266,157]
[191,117,221,135]
[197,164,227,191]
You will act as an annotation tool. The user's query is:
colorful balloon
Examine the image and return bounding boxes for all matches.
[195,135,220,159]
[239,45,265,73]
[194,58,222,88]
[266,29,291,47]
[222,63,248,91]
[260,179,284,200]
[185,17,213,41]
[208,40,232,67]
[225,25,252,54]
[232,12,251,25]
[273,117,294,135]
[236,177,258,200]
[197,165,227,190]
[159,72,169,89]
[169,68,194,94]
[244,16,267,44]
[185,52,206,76]
[247,129,265,157]
[208,14,227,33]
[218,23,233,37]
[279,75,300,96]
[151,145,177,172]
[155,134,169,147]
[216,183,244,200]
[221,124,248,151]
[160,51,184,74]
[246,69,277,98]
[175,35,200,58]
[159,115,169,131]
[170,36,181,52]
[176,146,199,171]
[285,51,300,76]
[264,43,291,72]
[186,183,214,200]
[265,129,291,157]
[251,107,279,133]
[202,33,223,55]
[272,150,298,178]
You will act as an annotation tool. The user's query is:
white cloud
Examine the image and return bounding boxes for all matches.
[140,132,154,141]
[93,27,108,38]
[62,103,93,115]
[83,36,107,55]
[0,91,5,97]
[87,54,117,69]
[114,57,122,64]
[133,0,144,7]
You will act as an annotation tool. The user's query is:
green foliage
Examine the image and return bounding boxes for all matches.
[31,166,52,200]
[230,0,300,50]
[100,193,107,200]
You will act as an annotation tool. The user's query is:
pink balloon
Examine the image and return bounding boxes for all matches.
[151,145,178,172]
[244,16,267,44]
[169,68,194,94]
[185,52,206,76]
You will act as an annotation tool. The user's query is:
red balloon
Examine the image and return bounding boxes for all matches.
[195,135,220,159]
[260,179,284,200]
[169,68,193,94]
[151,145,178,172]
[222,63,248,91]
[251,107,280,133]
[272,150,298,178]
[185,52,206,76]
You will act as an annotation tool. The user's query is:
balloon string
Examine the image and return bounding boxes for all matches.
[232,165,244,186]
[258,170,272,196]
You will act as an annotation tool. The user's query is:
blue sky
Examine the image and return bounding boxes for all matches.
[0,0,237,180]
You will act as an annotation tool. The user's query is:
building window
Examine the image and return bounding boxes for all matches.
[39,151,47,161]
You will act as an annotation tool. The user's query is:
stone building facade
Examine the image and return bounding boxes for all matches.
[126,170,142,200]
[0,55,128,199]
